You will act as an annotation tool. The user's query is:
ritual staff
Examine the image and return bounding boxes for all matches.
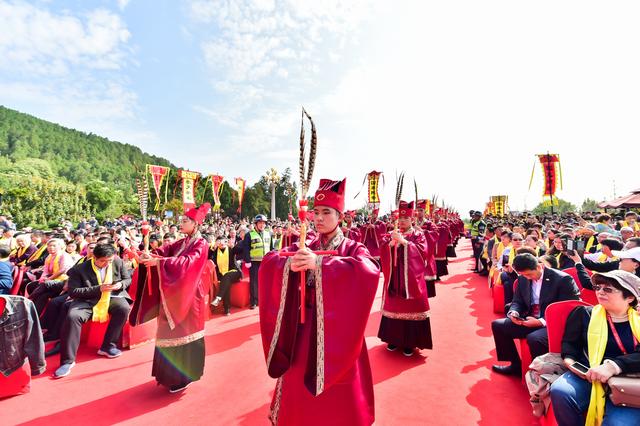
[359,208,386,264]
[137,203,211,393]
[378,201,432,357]
[342,210,360,242]
[415,200,438,297]
[259,178,380,426]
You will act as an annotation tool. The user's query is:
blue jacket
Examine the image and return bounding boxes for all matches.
[0,260,13,295]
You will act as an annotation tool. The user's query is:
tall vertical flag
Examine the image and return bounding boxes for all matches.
[529,153,563,206]
[210,174,225,211]
[178,170,200,211]
[490,195,508,217]
[235,177,246,214]
[146,164,170,211]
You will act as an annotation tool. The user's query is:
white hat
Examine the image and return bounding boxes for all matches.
[620,226,634,233]
[612,247,640,263]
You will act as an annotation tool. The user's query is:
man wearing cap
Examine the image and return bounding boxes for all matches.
[469,211,486,273]
[342,210,360,242]
[378,201,432,357]
[359,208,386,265]
[243,214,271,309]
[259,178,380,425]
[136,203,211,393]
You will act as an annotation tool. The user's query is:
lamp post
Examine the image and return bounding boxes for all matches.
[265,168,280,221]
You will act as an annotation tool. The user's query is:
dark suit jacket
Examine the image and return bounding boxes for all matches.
[511,267,580,319]
[67,257,132,306]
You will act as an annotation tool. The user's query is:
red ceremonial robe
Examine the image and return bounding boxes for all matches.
[259,230,380,426]
[380,229,430,319]
[416,220,438,281]
[359,221,386,259]
[154,234,209,345]
[343,226,361,243]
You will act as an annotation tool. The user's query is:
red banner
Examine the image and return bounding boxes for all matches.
[537,154,562,205]
[210,174,225,211]
[146,164,170,211]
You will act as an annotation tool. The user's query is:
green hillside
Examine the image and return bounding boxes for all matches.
[0,106,174,227]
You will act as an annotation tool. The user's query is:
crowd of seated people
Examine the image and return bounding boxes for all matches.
[478,210,640,424]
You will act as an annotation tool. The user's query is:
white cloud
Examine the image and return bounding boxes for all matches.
[117,0,131,10]
[0,1,131,74]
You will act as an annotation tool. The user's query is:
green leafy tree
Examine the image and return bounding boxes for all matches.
[580,198,600,213]
[531,198,577,215]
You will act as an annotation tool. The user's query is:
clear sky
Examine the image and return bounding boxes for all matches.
[2,0,639,216]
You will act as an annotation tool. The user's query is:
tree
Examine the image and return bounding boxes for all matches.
[580,198,600,213]
[531,198,577,215]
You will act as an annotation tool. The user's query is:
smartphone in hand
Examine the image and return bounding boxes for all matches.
[568,361,589,379]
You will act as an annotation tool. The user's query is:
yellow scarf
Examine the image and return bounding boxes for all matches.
[596,253,618,263]
[27,244,47,263]
[44,253,68,281]
[586,305,640,425]
[91,258,113,323]
[216,247,229,276]
[508,245,516,266]
[496,242,505,259]
[622,221,640,232]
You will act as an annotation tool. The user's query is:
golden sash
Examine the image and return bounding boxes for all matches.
[217,248,230,276]
[91,259,113,323]
[586,306,640,425]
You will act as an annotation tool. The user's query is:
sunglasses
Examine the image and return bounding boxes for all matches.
[593,284,621,294]
[512,238,523,241]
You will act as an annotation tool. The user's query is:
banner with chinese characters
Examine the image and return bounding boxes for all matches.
[178,170,200,211]
[529,153,563,206]
[146,164,170,211]
[490,195,508,217]
[367,171,382,207]
[235,177,246,214]
[210,174,225,211]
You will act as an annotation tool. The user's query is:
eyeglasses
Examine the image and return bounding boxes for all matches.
[593,285,621,294]
[512,238,523,241]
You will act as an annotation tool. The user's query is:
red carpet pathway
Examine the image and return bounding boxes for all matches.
[2,239,537,425]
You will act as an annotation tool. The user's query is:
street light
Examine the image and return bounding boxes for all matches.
[265,168,280,221]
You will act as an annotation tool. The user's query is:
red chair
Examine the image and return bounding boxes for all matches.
[580,288,597,306]
[229,264,251,308]
[536,300,591,425]
[492,284,504,314]
[561,267,582,289]
[9,267,24,295]
[0,361,31,398]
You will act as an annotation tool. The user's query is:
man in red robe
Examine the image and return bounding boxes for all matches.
[342,210,360,242]
[259,178,380,426]
[415,200,438,298]
[359,208,386,263]
[136,203,211,393]
[378,201,433,357]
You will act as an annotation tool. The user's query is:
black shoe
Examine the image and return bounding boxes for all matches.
[224,310,231,316]
[403,348,414,357]
[249,305,256,310]
[492,364,521,376]
[169,382,191,393]
[478,271,489,277]
[45,342,61,357]
[386,344,397,352]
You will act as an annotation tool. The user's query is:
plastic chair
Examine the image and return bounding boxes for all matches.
[0,361,31,398]
[580,288,598,306]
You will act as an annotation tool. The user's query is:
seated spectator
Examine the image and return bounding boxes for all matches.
[491,253,580,376]
[499,232,523,307]
[54,243,132,378]
[580,238,639,274]
[540,254,559,269]
[10,233,36,266]
[0,245,14,294]
[209,236,242,315]
[25,239,73,313]
[620,226,635,243]
[594,214,616,235]
[584,238,624,263]
[550,270,640,424]
[547,234,576,270]
[65,240,82,263]
[163,233,177,246]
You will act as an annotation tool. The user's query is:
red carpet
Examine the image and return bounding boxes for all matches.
[2,239,537,425]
